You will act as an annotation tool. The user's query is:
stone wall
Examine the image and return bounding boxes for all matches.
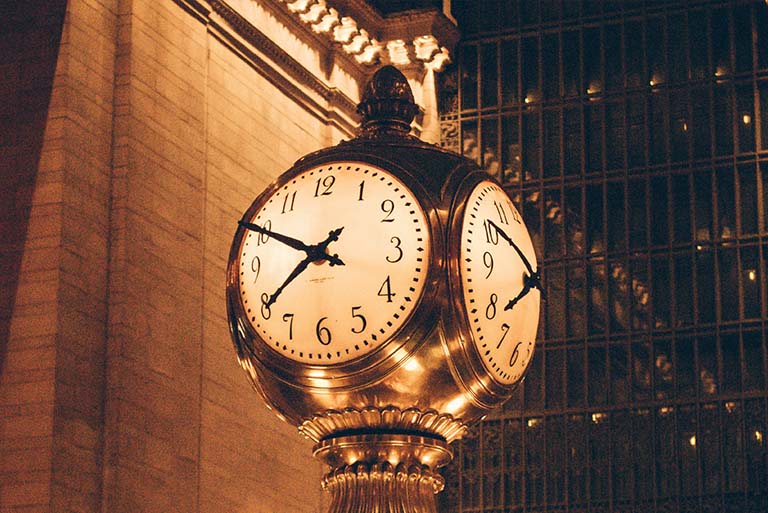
[0,0,355,511]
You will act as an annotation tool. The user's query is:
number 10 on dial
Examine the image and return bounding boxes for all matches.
[237,163,430,365]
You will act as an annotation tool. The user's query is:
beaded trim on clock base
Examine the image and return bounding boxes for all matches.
[298,406,468,443]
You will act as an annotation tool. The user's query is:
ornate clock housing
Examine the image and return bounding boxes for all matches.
[226,65,543,513]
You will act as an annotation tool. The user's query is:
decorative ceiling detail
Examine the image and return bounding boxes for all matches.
[280,0,456,70]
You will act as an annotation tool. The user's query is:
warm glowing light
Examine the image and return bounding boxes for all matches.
[333,16,358,44]
[591,412,607,424]
[747,269,757,281]
[696,244,703,251]
[659,406,673,415]
[403,358,422,373]
[344,30,370,54]
[756,430,763,443]
[312,8,339,33]
[527,418,540,428]
[743,114,752,125]
[387,39,410,65]
[414,35,440,61]
[689,435,697,447]
[356,41,383,64]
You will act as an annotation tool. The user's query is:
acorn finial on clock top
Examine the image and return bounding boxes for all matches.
[357,65,420,137]
[227,66,542,513]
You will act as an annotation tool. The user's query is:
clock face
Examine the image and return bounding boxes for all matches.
[459,181,540,385]
[237,163,430,365]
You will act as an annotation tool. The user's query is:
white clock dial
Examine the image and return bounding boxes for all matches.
[460,181,540,385]
[237,163,430,365]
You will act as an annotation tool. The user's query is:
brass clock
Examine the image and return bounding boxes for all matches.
[226,65,543,513]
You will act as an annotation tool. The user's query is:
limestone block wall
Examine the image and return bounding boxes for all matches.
[0,0,358,511]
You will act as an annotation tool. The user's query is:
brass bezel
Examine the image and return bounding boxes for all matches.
[226,154,444,391]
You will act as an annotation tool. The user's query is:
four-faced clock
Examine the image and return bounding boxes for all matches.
[234,162,430,365]
[458,180,542,385]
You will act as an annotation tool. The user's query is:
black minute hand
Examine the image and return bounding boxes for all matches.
[487,219,546,310]
[239,220,311,253]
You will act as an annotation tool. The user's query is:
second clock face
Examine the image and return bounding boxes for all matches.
[459,181,540,385]
[237,163,430,365]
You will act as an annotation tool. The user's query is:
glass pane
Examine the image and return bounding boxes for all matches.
[625,20,643,89]
[742,245,760,319]
[606,181,625,252]
[501,114,521,184]
[711,7,732,78]
[522,111,540,178]
[700,403,721,494]
[565,186,584,256]
[649,90,667,164]
[694,172,713,241]
[588,260,607,334]
[668,13,688,84]
[543,109,561,177]
[699,335,718,396]
[567,415,588,505]
[562,30,580,97]
[503,418,523,506]
[650,176,669,246]
[590,411,610,500]
[674,253,693,327]
[546,266,565,339]
[627,95,645,168]
[546,347,564,409]
[542,33,559,101]
[633,409,654,500]
[656,406,678,497]
[462,119,480,163]
[481,42,498,108]
[678,405,699,496]
[761,82,768,152]
[546,417,566,504]
[524,348,543,409]
[522,36,540,103]
[628,178,647,249]
[737,83,756,153]
[714,82,734,156]
[586,183,604,253]
[585,103,604,172]
[696,248,716,323]
[525,417,545,506]
[739,164,757,235]
[689,9,709,80]
[743,331,765,391]
[583,27,602,95]
[588,345,607,406]
[717,165,736,239]
[672,174,692,243]
[670,89,690,163]
[461,44,478,110]
[567,264,586,337]
[652,255,670,329]
[632,341,652,401]
[721,332,740,393]
[605,100,626,170]
[610,343,630,404]
[691,86,711,160]
[725,400,746,493]
[612,410,633,500]
[604,23,622,92]
[655,339,674,400]
[567,346,585,407]
[677,336,696,399]
[758,4,768,70]
[734,5,753,73]
[501,39,519,105]
[545,188,564,257]
[630,256,649,331]
[563,106,582,175]
[482,117,500,180]
[646,16,665,86]
[744,399,765,493]
[719,246,738,321]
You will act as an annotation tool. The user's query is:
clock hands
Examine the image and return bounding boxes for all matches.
[239,220,345,307]
[239,220,344,266]
[486,219,546,310]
